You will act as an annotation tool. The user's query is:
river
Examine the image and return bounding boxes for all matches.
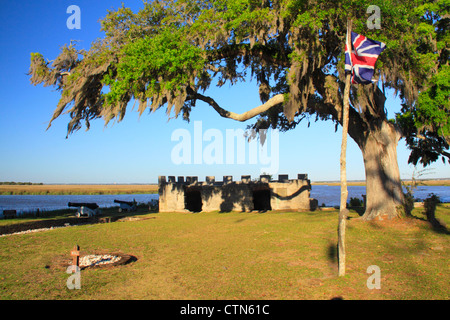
[0,194,159,216]
[0,185,449,216]
[310,185,450,207]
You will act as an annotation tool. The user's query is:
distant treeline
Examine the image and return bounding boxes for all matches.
[0,182,43,185]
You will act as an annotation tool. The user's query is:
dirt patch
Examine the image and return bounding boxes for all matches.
[116,216,156,222]
[0,215,156,236]
[0,217,94,236]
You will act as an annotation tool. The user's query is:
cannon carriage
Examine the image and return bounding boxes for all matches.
[68,202,101,218]
[114,199,137,213]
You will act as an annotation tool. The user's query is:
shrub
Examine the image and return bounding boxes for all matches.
[402,189,415,217]
[423,193,441,222]
[348,197,363,207]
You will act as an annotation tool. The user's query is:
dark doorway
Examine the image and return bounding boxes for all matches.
[252,188,272,211]
[185,188,203,212]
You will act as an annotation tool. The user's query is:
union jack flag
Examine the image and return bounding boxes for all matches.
[345,31,386,84]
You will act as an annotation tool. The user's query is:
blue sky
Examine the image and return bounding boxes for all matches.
[0,0,448,184]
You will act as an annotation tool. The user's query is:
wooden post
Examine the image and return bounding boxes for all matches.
[70,245,80,273]
[338,19,352,277]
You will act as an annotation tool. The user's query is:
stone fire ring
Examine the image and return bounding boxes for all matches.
[65,252,136,270]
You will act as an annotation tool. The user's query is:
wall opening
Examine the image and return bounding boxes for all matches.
[185,187,203,212]
[252,187,272,211]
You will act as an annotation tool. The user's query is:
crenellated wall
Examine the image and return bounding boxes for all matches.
[158,174,318,213]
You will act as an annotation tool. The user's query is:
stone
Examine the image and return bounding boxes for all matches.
[78,254,121,268]
[159,173,317,213]
[158,176,166,184]
[223,176,233,184]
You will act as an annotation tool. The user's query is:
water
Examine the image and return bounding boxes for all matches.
[0,186,449,216]
[311,185,450,207]
[0,194,159,216]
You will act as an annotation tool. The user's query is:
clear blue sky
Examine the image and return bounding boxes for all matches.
[0,0,448,184]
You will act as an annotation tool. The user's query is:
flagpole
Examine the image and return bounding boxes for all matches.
[338,19,352,277]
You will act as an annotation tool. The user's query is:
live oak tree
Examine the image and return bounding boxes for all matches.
[29,0,449,221]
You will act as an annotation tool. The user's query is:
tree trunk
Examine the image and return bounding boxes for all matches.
[338,22,352,275]
[359,121,404,220]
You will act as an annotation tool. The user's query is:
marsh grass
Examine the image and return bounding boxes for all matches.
[0,184,159,195]
[1,180,448,195]
[0,205,448,300]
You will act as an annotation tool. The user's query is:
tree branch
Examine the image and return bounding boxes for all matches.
[193,93,285,122]
[207,44,291,68]
[442,150,450,158]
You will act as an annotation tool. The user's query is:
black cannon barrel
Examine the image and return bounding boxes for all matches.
[68,202,99,210]
[114,200,135,206]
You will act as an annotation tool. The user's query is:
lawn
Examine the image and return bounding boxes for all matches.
[0,205,448,300]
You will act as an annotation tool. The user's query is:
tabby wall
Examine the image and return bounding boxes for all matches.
[158,174,317,213]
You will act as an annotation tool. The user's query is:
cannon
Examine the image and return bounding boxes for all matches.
[68,202,100,218]
[114,199,137,212]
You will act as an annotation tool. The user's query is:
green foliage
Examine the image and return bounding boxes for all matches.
[393,0,449,165]
[103,26,206,118]
[416,65,450,139]
[0,182,43,185]
[397,64,450,166]
[402,190,415,217]
[28,0,449,166]
[424,193,441,221]
[348,197,363,207]
[29,52,52,86]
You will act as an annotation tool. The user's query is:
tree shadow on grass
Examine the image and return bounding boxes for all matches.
[326,241,339,276]
[422,216,449,235]
[408,213,450,236]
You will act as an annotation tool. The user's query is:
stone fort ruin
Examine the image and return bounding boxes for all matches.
[158,174,318,213]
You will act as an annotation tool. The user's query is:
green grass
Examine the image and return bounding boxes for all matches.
[0,205,448,300]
